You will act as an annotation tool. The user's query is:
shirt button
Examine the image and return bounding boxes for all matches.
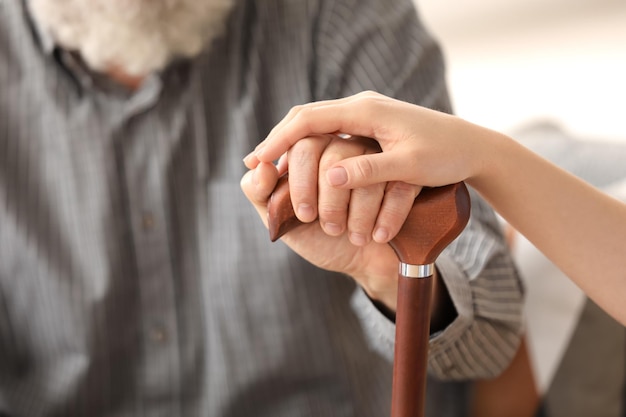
[142,211,155,231]
[151,327,167,343]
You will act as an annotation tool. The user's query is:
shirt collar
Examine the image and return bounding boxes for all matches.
[23,0,56,55]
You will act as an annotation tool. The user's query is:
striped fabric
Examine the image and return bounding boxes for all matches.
[0,1,523,416]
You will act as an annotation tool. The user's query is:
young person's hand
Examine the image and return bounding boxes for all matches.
[246,91,490,191]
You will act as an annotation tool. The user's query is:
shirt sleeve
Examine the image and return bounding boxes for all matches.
[314,0,524,380]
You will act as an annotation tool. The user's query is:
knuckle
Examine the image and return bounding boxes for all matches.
[386,181,419,198]
[356,90,384,108]
[379,205,407,223]
[352,157,376,180]
[318,140,349,169]
[289,182,314,199]
[358,90,379,99]
[319,151,343,169]
[288,104,305,116]
[288,139,317,165]
[293,105,316,129]
[318,204,345,220]
[348,216,374,236]
[350,185,377,199]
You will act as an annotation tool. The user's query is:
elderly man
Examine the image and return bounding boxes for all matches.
[0,0,522,416]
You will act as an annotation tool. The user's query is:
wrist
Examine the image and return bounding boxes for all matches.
[360,276,398,313]
[357,266,457,333]
[465,126,512,191]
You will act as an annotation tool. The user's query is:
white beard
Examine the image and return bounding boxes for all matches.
[28,0,235,76]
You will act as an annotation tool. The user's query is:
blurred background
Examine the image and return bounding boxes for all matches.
[415,0,626,142]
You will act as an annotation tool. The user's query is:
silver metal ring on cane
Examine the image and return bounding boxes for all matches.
[399,263,434,278]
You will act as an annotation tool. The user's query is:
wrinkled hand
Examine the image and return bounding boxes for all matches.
[241,134,420,310]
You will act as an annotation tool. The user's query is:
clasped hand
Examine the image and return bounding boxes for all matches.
[241,133,420,311]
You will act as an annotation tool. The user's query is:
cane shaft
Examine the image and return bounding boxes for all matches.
[391,275,433,417]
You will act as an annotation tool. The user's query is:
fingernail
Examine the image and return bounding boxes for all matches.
[327,167,348,186]
[349,232,367,246]
[252,168,259,185]
[243,152,256,166]
[324,222,343,236]
[373,227,389,243]
[297,203,314,221]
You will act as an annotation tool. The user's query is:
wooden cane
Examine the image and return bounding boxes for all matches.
[267,174,471,417]
[386,183,470,417]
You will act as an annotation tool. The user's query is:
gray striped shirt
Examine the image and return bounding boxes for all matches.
[0,0,523,416]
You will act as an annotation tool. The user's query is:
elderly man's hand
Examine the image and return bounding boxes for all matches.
[241,134,420,311]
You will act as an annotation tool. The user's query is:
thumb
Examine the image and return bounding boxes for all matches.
[240,162,281,227]
[326,152,411,189]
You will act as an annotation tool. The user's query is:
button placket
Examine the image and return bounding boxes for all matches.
[118,116,181,413]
